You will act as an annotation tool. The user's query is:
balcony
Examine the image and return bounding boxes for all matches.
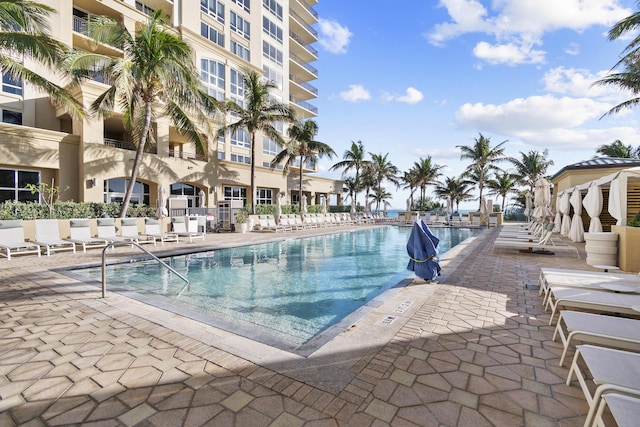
[289,10,317,39]
[169,149,206,162]
[290,31,318,58]
[290,53,318,78]
[104,138,157,154]
[289,75,318,96]
[289,96,317,115]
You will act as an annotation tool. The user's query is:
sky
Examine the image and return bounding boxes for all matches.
[309,0,639,210]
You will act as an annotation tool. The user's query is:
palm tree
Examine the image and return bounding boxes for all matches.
[369,187,392,213]
[329,140,369,209]
[433,176,474,213]
[66,10,220,217]
[595,140,639,158]
[359,167,376,212]
[342,176,358,208]
[508,150,554,194]
[401,169,420,210]
[411,157,444,201]
[0,0,83,117]
[369,153,399,211]
[219,69,295,214]
[486,172,519,211]
[271,119,335,207]
[457,133,507,210]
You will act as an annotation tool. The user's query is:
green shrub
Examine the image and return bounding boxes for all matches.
[629,211,640,227]
[0,201,155,219]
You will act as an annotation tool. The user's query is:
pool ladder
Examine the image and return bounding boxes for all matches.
[101,241,190,298]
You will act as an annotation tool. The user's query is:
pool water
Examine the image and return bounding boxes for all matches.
[70,226,478,354]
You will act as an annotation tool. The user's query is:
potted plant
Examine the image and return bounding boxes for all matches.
[235,209,248,233]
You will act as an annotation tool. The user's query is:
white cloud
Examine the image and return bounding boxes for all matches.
[455,95,610,134]
[565,42,580,56]
[339,84,371,102]
[318,19,352,54]
[382,87,424,104]
[473,40,545,65]
[542,66,629,102]
[427,0,631,64]
[410,146,461,159]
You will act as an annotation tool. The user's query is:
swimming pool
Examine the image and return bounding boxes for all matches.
[68,226,478,355]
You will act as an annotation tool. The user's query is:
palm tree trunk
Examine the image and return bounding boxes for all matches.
[119,102,153,218]
[250,132,256,214]
[299,157,304,214]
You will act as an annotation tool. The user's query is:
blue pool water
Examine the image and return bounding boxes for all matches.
[69,226,478,354]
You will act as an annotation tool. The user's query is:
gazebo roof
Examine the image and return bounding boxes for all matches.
[551,157,640,181]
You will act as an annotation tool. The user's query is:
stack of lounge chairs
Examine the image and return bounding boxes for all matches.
[493,221,579,257]
[538,267,640,425]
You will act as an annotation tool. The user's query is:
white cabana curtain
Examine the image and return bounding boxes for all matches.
[560,192,572,236]
[608,177,624,225]
[569,190,585,242]
[582,183,603,232]
[553,210,562,233]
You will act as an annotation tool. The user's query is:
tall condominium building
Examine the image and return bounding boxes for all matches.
[0,0,342,212]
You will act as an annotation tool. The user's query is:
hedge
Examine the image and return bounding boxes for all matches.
[0,201,156,220]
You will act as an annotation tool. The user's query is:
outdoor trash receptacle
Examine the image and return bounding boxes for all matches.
[584,232,618,266]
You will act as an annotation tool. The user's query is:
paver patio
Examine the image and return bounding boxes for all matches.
[0,224,613,426]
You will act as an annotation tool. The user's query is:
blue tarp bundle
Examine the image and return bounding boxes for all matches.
[406,220,441,281]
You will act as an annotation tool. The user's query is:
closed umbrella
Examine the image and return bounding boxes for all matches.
[524,193,533,219]
[198,189,205,208]
[276,194,282,224]
[582,183,603,232]
[321,196,327,215]
[301,195,307,217]
[406,220,441,281]
[406,198,411,214]
[569,190,584,242]
[533,177,551,220]
[156,186,168,219]
[560,192,571,236]
[553,209,562,233]
[480,196,488,225]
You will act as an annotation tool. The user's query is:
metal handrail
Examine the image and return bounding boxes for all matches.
[101,241,189,298]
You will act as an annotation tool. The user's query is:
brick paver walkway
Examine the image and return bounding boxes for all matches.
[0,225,602,426]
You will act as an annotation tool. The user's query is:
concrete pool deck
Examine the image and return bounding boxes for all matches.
[0,223,609,426]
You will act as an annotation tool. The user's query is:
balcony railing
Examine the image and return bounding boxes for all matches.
[289,74,318,95]
[169,149,206,161]
[104,138,157,154]
[289,31,318,57]
[289,96,318,114]
[290,10,318,38]
[290,54,318,77]
[73,15,88,36]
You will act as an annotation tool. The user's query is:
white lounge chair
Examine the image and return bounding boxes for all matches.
[538,268,640,308]
[0,219,41,260]
[546,287,640,325]
[567,345,640,427]
[553,310,640,366]
[65,219,110,252]
[143,218,178,245]
[33,219,76,256]
[592,393,640,427]
[119,218,156,245]
[97,218,139,246]
[171,217,205,242]
[493,229,580,258]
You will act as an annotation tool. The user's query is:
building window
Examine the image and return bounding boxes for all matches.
[170,183,200,208]
[263,65,283,90]
[262,41,282,65]
[263,0,282,21]
[104,179,150,205]
[1,70,22,96]
[230,69,246,108]
[224,186,247,203]
[200,0,224,23]
[262,17,282,44]
[218,151,225,160]
[230,153,251,164]
[230,40,250,61]
[1,109,22,125]
[256,188,272,204]
[0,168,39,202]
[201,58,225,100]
[232,0,250,13]
[262,137,281,156]
[263,161,283,170]
[201,22,224,47]
[231,129,250,148]
[135,1,155,15]
[230,12,250,40]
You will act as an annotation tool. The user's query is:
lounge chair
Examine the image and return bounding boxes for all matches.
[493,228,580,258]
[119,218,156,245]
[592,393,640,427]
[171,217,205,242]
[65,219,110,252]
[546,287,640,325]
[553,310,640,366]
[267,215,291,232]
[0,219,41,260]
[33,219,76,256]
[538,268,640,308]
[567,345,640,427]
[143,218,179,245]
[97,218,139,246]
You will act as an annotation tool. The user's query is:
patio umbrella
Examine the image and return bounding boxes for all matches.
[524,193,533,219]
[533,177,551,220]
[406,220,441,281]
[198,189,205,208]
[569,190,584,242]
[301,195,307,217]
[276,193,282,224]
[156,185,168,219]
[480,196,488,225]
[553,210,562,233]
[321,196,327,215]
[406,198,411,213]
[582,183,603,232]
[560,192,572,236]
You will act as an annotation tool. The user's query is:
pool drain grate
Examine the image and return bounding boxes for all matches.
[380,315,398,325]
[394,300,413,313]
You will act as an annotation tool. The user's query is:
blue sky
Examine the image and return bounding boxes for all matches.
[310,0,638,210]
